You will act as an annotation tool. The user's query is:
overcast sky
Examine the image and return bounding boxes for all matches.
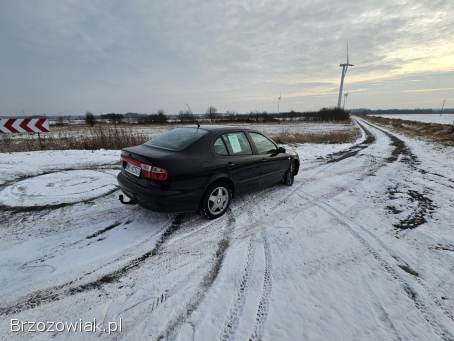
[1,0,453,115]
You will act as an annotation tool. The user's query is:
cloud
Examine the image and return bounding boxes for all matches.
[0,0,453,114]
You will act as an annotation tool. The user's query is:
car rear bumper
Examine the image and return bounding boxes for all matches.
[117,172,203,213]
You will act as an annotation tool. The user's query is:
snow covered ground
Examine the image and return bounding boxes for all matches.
[0,118,453,340]
[369,113,454,125]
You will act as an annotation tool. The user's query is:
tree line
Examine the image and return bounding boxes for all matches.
[83,107,350,126]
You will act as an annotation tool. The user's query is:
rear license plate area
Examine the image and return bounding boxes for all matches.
[125,162,141,177]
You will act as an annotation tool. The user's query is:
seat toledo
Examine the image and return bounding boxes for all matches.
[117,126,299,219]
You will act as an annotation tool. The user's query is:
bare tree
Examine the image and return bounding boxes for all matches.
[205,105,217,123]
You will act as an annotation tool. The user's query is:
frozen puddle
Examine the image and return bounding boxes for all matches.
[0,170,118,207]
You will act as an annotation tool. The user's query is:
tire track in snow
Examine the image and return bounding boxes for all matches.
[0,187,120,213]
[324,120,376,163]
[364,281,404,341]
[156,210,236,340]
[220,238,256,341]
[298,191,454,341]
[300,189,454,324]
[249,233,273,341]
[0,214,184,316]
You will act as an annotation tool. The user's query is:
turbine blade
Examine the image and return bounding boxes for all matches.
[346,41,349,64]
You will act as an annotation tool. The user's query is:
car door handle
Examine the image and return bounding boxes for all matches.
[227,162,235,167]
[261,158,267,162]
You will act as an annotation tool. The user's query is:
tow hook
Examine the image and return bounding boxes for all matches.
[119,194,136,205]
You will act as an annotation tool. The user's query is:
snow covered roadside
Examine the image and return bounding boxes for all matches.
[0,150,120,185]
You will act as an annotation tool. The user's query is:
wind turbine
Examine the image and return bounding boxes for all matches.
[343,92,349,109]
[337,42,354,108]
[277,94,282,114]
[440,99,446,116]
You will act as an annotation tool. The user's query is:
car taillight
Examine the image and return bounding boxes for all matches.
[150,166,168,181]
[121,155,168,181]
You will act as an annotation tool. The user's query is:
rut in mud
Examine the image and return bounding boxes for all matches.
[324,121,376,163]
[363,119,438,236]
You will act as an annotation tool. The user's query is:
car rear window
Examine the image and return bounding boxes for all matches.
[214,137,229,155]
[145,128,208,151]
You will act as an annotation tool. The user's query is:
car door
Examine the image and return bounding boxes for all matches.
[219,132,263,194]
[248,132,290,186]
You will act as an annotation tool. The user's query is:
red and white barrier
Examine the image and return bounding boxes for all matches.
[0,118,49,133]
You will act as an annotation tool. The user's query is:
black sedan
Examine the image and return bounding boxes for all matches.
[117,126,300,219]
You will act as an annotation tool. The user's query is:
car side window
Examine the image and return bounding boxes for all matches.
[222,132,253,156]
[213,137,229,155]
[249,132,277,154]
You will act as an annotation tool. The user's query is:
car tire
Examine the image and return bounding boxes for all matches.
[283,161,295,186]
[201,182,232,219]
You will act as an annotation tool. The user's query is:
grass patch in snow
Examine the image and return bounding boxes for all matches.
[0,126,147,152]
[364,115,454,146]
[271,126,360,144]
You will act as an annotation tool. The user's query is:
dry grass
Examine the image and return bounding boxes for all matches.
[365,115,454,146]
[0,126,147,152]
[1,122,360,153]
[271,128,360,144]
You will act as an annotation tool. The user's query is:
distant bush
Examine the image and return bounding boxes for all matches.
[316,108,350,121]
[85,112,96,126]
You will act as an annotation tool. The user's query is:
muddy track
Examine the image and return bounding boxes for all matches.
[249,233,273,341]
[387,187,437,235]
[85,220,127,240]
[220,238,256,341]
[430,244,454,252]
[323,121,376,163]
[298,191,454,340]
[361,120,418,168]
[360,119,440,236]
[0,214,184,316]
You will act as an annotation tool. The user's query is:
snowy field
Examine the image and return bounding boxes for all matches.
[1,118,454,340]
[8,121,356,141]
[369,113,454,125]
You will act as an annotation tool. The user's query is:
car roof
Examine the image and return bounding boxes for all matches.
[187,125,259,134]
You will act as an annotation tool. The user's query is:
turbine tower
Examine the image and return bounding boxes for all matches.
[277,94,282,114]
[343,92,349,109]
[337,43,354,108]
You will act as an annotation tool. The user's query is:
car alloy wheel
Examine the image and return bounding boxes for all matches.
[202,182,231,219]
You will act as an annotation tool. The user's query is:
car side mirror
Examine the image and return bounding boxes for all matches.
[277,146,286,154]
